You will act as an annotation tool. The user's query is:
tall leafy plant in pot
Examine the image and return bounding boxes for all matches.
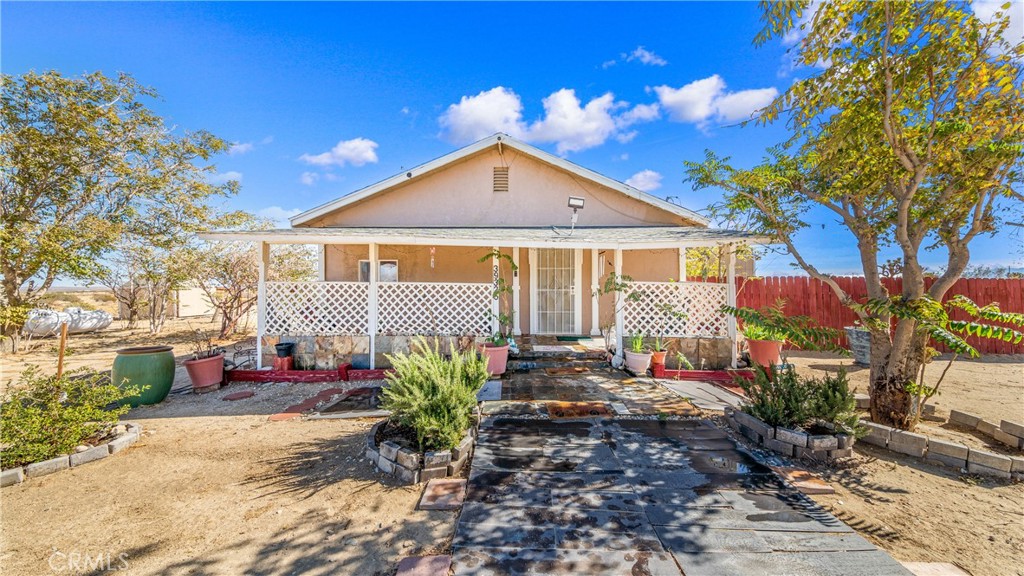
[721,300,847,368]
[477,249,518,375]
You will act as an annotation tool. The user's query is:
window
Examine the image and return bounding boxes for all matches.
[493,166,509,193]
[359,260,398,282]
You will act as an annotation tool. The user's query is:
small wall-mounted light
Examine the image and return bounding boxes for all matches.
[568,196,586,210]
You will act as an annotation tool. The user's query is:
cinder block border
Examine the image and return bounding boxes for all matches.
[365,416,478,486]
[1,423,142,488]
[723,408,854,462]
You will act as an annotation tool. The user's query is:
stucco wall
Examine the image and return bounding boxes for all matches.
[302,148,700,228]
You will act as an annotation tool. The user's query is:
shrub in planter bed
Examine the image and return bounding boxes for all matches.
[380,336,488,452]
[736,365,865,437]
[1,366,143,469]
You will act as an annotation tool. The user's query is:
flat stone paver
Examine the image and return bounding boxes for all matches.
[659,378,744,411]
[452,417,911,576]
[418,478,467,511]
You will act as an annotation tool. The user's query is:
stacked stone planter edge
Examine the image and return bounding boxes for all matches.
[365,419,478,485]
[724,408,855,460]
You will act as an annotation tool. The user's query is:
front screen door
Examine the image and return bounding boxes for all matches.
[535,248,576,334]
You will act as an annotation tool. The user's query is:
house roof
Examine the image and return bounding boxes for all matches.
[200,226,768,250]
[289,133,710,227]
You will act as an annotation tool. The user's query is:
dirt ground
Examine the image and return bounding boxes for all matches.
[0,380,454,576]
[785,351,1024,576]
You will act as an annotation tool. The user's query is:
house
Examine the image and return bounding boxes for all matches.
[202,134,765,370]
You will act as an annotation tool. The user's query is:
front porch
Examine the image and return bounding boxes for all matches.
[203,226,763,371]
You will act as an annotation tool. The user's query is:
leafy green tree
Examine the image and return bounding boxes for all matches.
[0,71,234,340]
[686,1,1023,429]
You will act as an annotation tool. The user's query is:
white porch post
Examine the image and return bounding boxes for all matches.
[256,241,269,369]
[678,247,687,282]
[613,248,624,360]
[726,243,738,368]
[317,245,326,281]
[512,247,522,336]
[573,248,583,335]
[368,243,379,369]
[590,249,600,336]
[491,247,500,335]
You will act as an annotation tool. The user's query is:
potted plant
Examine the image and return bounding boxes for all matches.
[477,249,519,375]
[650,299,687,367]
[480,333,511,376]
[623,331,653,374]
[721,300,847,369]
[651,335,668,366]
[742,323,786,368]
[184,331,225,392]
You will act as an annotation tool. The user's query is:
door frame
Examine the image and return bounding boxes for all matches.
[528,247,583,335]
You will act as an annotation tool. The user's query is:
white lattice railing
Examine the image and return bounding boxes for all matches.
[265,282,369,335]
[623,281,729,337]
[378,282,492,336]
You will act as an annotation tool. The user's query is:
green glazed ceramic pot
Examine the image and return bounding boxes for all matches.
[112,346,176,406]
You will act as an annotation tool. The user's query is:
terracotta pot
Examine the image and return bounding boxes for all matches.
[651,350,668,365]
[480,343,510,376]
[624,350,653,374]
[747,339,783,368]
[185,353,225,390]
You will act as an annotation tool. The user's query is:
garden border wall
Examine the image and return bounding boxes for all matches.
[365,419,478,486]
[1,423,143,488]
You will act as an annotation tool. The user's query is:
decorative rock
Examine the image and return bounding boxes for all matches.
[25,455,70,478]
[949,410,981,428]
[925,439,968,469]
[888,430,928,458]
[421,466,448,483]
[111,424,128,436]
[967,449,1012,473]
[975,419,999,437]
[379,441,401,462]
[424,450,452,468]
[396,448,421,470]
[70,445,109,467]
[418,478,466,511]
[396,555,452,576]
[807,435,839,451]
[223,390,255,401]
[774,427,809,447]
[1000,420,1024,440]
[763,437,795,457]
[859,421,892,447]
[992,428,1023,450]
[1,467,24,487]
[74,445,90,453]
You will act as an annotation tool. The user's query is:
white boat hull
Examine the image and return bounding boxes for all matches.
[23,307,114,337]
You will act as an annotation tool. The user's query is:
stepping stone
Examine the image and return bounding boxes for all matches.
[222,391,254,401]
[419,479,466,511]
[477,380,502,401]
[770,466,836,495]
[901,562,972,576]
[396,555,452,576]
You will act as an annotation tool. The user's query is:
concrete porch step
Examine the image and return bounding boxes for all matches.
[508,357,610,371]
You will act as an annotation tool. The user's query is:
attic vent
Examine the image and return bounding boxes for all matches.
[493,167,509,193]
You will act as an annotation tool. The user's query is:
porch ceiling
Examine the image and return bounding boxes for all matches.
[199,226,770,249]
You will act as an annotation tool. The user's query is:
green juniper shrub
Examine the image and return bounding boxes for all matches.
[736,364,811,429]
[807,368,866,437]
[380,336,489,452]
[1,366,143,469]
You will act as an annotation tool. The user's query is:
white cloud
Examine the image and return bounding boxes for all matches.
[438,87,529,143]
[299,172,319,186]
[618,153,630,161]
[625,169,663,192]
[260,136,274,145]
[208,171,242,184]
[625,46,669,66]
[257,206,302,228]
[228,142,254,155]
[299,137,379,167]
[601,59,618,69]
[653,75,778,127]
[439,87,660,154]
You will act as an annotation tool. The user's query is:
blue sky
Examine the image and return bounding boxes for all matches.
[5,1,1021,275]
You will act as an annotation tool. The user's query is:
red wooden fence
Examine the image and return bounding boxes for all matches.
[733,276,1024,355]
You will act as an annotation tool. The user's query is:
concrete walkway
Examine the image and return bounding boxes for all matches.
[452,418,911,576]
[659,378,745,412]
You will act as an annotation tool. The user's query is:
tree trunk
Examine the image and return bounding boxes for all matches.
[868,324,927,430]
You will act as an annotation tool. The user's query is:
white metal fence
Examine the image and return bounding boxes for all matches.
[623,281,729,337]
[264,281,492,336]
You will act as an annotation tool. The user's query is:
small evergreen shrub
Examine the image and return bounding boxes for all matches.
[807,368,866,436]
[1,366,143,468]
[737,365,811,428]
[381,337,489,452]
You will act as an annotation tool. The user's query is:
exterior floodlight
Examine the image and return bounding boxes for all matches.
[568,196,586,210]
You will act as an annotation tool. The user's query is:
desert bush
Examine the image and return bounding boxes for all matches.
[1,366,143,468]
[807,368,866,436]
[380,337,488,451]
[737,365,811,428]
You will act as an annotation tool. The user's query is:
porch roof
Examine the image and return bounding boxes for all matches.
[199,226,770,249]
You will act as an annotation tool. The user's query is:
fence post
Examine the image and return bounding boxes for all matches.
[368,243,378,370]
[491,247,500,335]
[614,248,624,361]
[726,244,737,368]
[512,247,522,336]
[256,241,269,370]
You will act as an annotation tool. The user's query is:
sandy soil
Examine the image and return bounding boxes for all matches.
[805,444,1024,576]
[0,381,455,576]
[785,351,1024,425]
